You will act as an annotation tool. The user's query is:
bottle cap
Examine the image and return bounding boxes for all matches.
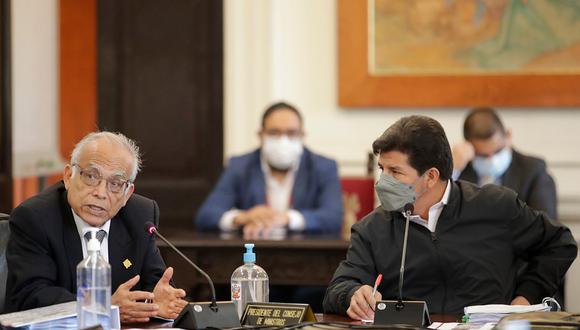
[86,229,101,252]
[243,243,255,263]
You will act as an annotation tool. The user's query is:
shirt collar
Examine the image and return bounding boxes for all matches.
[71,208,111,239]
[407,180,451,232]
[436,179,451,207]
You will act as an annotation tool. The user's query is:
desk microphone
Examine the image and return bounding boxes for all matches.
[144,222,240,329]
[397,203,414,308]
[372,203,430,327]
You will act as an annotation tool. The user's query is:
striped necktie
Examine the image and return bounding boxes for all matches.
[84,229,107,245]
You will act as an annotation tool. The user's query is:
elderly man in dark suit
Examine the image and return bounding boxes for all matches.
[452,107,557,219]
[5,132,187,323]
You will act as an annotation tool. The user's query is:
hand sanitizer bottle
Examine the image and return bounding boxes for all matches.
[230,243,269,318]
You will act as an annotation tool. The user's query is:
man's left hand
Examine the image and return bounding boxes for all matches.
[511,296,530,305]
[153,267,188,319]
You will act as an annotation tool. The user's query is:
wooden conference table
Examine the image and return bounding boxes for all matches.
[157,229,350,299]
[122,313,461,329]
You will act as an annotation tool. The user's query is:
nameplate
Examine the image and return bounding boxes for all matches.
[241,302,316,326]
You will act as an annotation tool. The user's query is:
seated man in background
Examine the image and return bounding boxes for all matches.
[452,107,557,219]
[195,101,343,237]
[6,132,187,323]
[323,115,576,320]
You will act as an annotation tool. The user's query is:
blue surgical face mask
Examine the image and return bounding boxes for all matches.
[375,173,423,212]
[472,147,512,178]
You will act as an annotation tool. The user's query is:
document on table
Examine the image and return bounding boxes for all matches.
[464,302,549,325]
[0,301,77,328]
[0,302,121,329]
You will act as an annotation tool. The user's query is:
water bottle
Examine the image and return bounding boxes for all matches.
[77,230,112,330]
[231,243,269,318]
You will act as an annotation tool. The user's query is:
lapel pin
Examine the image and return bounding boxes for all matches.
[123,259,132,269]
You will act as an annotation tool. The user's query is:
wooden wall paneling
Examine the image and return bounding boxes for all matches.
[59,0,97,161]
[98,0,224,229]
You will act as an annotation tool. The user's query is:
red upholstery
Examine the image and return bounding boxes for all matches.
[341,176,375,221]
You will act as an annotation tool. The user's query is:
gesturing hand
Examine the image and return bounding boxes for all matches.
[153,267,188,319]
[112,275,159,323]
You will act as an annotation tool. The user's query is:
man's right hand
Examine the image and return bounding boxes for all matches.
[451,141,475,172]
[347,285,382,321]
[112,275,159,323]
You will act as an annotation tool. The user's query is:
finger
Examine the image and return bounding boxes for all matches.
[125,308,159,319]
[347,301,367,321]
[127,290,155,302]
[175,299,188,309]
[244,227,260,240]
[363,291,379,312]
[125,302,159,314]
[355,295,373,319]
[172,288,187,298]
[122,316,150,324]
[243,222,261,238]
[374,291,383,302]
[159,267,174,285]
[118,275,140,290]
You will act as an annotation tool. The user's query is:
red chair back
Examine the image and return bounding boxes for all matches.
[341,176,375,221]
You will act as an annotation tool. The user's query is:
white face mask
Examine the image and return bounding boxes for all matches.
[262,135,303,170]
[472,147,512,178]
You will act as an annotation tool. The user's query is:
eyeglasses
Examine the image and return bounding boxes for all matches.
[262,129,303,139]
[72,164,132,194]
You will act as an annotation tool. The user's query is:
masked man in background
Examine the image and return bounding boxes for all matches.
[452,107,557,219]
[195,101,343,238]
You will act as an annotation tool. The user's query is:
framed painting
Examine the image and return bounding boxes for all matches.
[338,0,580,107]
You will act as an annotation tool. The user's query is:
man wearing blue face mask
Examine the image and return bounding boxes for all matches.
[195,101,343,238]
[323,115,576,320]
[452,107,557,219]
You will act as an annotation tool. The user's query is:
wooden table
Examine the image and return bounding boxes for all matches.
[157,229,350,299]
[123,313,460,328]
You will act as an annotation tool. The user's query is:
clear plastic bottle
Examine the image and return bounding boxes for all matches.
[231,243,269,318]
[77,230,112,330]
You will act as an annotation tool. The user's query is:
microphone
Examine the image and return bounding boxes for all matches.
[372,203,430,327]
[144,222,240,329]
[398,203,414,308]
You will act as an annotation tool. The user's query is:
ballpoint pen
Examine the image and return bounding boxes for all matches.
[362,273,383,323]
[372,273,382,299]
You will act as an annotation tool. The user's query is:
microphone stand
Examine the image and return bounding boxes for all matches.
[146,223,240,329]
[150,228,218,310]
[396,206,412,310]
[373,204,431,327]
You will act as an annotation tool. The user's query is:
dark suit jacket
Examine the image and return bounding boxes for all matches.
[5,182,166,312]
[459,149,557,219]
[195,148,343,233]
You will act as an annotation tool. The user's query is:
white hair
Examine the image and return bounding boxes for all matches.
[70,131,142,181]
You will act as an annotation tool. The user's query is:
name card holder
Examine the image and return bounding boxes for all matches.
[373,300,431,327]
[241,302,316,327]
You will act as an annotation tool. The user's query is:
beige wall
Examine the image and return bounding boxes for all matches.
[225,0,580,311]
[11,0,62,177]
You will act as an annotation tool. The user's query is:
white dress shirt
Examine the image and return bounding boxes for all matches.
[218,156,306,231]
[407,180,451,233]
[72,209,111,262]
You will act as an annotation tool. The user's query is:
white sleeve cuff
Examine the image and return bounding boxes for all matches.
[287,209,305,231]
[219,209,241,231]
